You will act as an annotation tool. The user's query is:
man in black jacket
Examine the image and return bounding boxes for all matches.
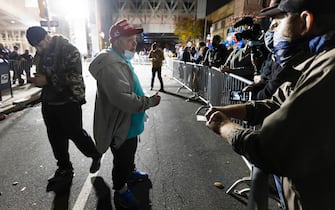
[202,35,228,68]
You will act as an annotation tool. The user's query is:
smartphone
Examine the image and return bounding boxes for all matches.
[230,90,249,102]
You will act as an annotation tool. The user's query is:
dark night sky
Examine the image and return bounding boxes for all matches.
[206,0,232,14]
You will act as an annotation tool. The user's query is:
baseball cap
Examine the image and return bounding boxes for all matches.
[26,26,48,46]
[257,0,281,18]
[109,19,143,42]
[258,0,333,18]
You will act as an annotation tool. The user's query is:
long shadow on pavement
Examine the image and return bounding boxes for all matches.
[48,175,73,210]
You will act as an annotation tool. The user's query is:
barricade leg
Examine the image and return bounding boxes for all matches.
[246,167,269,210]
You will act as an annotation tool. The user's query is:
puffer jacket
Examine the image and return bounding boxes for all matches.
[89,49,158,152]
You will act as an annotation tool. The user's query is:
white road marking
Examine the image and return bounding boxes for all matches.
[72,155,104,210]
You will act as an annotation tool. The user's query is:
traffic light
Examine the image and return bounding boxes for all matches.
[38,0,49,19]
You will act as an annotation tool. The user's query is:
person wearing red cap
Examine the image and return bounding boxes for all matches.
[206,0,335,209]
[89,19,161,208]
[25,26,102,190]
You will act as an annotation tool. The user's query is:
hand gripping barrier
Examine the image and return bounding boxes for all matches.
[168,58,286,210]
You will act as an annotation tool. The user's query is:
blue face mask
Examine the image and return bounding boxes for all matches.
[273,31,291,47]
[273,31,294,65]
[264,31,274,53]
[273,31,309,66]
[124,50,135,60]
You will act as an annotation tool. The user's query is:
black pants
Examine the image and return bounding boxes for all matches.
[42,102,100,170]
[111,137,138,190]
[151,67,164,90]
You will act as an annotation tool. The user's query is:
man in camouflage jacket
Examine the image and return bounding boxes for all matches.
[26,26,101,187]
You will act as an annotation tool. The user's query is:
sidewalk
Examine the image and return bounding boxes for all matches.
[0,83,41,119]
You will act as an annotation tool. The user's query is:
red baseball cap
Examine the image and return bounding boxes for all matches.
[109,19,143,43]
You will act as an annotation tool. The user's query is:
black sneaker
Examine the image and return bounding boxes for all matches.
[46,168,74,192]
[48,168,74,183]
[90,155,102,173]
[114,189,139,209]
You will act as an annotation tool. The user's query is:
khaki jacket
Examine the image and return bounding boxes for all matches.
[149,48,164,68]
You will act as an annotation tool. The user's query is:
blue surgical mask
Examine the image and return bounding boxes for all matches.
[124,50,135,60]
[264,31,274,53]
[273,31,291,48]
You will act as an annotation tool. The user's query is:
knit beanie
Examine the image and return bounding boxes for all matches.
[26,26,48,46]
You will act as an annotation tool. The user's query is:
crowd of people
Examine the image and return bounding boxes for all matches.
[12,0,335,209]
[176,23,270,83]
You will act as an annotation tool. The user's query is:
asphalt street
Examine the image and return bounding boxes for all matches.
[0,61,280,210]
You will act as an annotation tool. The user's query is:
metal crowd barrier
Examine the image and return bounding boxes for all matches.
[0,59,34,101]
[168,58,285,210]
[8,59,33,84]
[0,59,12,101]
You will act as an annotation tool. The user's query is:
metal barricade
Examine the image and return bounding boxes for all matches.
[172,60,197,92]
[0,59,13,101]
[193,64,208,100]
[8,59,33,85]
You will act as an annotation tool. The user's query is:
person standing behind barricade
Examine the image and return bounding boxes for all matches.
[181,46,191,62]
[25,26,102,191]
[9,46,24,86]
[220,39,259,81]
[202,35,228,68]
[149,42,165,92]
[89,19,161,209]
[243,0,311,101]
[20,49,33,84]
[194,41,208,64]
[206,0,335,209]
[0,43,9,61]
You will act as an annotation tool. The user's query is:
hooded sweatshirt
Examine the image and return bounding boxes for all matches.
[89,49,158,152]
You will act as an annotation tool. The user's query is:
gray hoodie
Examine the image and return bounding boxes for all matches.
[89,49,158,152]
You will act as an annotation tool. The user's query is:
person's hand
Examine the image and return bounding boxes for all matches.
[30,73,47,87]
[205,107,218,120]
[220,65,230,73]
[253,75,261,83]
[152,91,161,105]
[206,110,230,135]
[242,85,252,92]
